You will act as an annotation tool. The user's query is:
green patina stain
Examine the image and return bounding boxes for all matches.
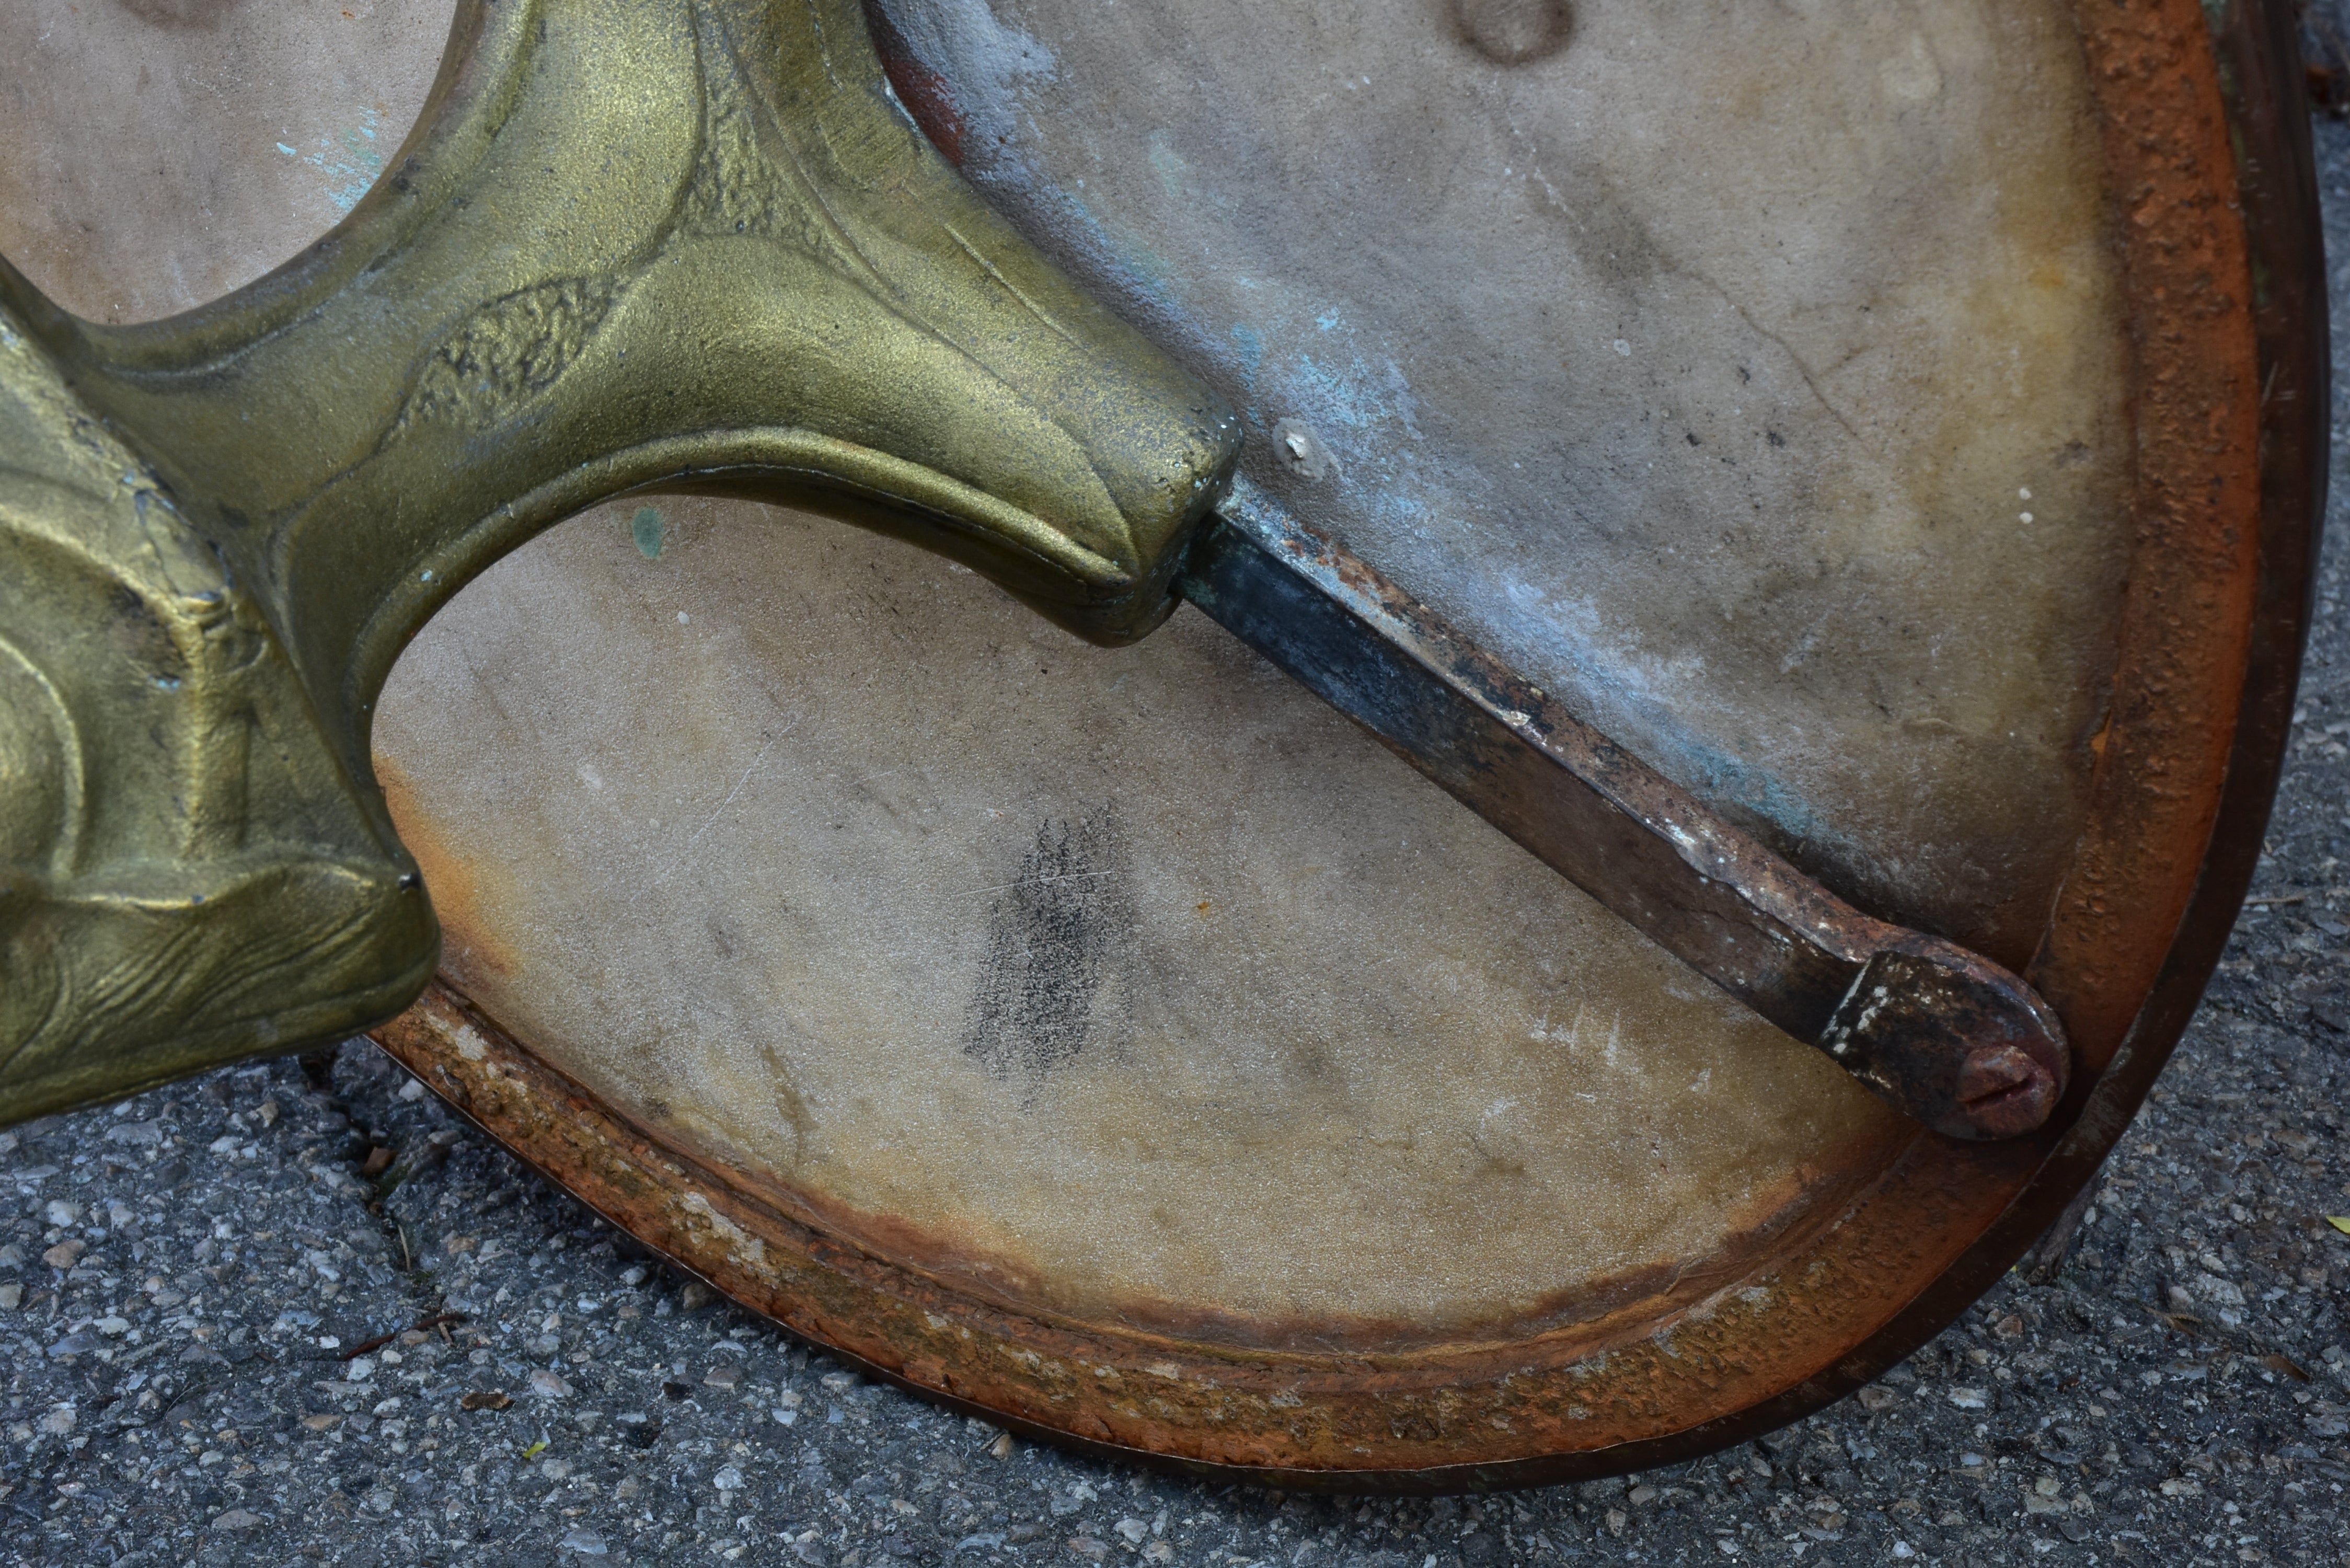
[630,506,665,559]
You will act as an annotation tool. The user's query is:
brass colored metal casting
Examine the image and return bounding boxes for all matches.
[0,0,1240,1123]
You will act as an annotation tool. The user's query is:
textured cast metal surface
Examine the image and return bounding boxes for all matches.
[0,0,1238,1122]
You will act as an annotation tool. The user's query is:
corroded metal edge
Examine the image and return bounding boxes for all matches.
[605,1056,1897,1364]
[372,980,2011,1488]
[370,0,2320,1489]
[2030,0,2279,1072]
[1674,0,2328,1470]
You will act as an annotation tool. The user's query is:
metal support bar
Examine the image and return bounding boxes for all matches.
[1180,483,2070,1140]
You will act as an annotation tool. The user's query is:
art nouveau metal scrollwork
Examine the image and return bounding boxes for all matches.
[0,0,1237,1122]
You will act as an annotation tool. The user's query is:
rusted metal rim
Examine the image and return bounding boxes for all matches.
[1784,0,2331,1431]
[373,0,2324,1488]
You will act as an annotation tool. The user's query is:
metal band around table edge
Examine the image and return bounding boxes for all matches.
[354,0,2319,1488]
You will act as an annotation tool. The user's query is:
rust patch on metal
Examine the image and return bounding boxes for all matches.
[610,1078,1907,1359]
[861,0,967,166]
[375,752,521,984]
[2029,0,2270,1073]
[376,979,2010,1482]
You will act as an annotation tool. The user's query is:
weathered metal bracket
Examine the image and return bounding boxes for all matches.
[1182,486,2069,1140]
[0,0,2070,1138]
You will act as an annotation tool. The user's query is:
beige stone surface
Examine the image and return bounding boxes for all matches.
[376,500,1898,1339]
[0,0,449,324]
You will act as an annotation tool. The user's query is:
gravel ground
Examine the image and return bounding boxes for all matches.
[4,74,2349,1568]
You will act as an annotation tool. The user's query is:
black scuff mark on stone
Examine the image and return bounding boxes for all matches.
[963,804,1132,1089]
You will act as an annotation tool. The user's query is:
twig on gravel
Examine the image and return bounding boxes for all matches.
[340,1311,467,1361]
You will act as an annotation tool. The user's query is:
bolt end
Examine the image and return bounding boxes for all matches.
[1818,941,2071,1141]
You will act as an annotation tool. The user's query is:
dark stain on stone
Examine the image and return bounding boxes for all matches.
[963,805,1130,1086]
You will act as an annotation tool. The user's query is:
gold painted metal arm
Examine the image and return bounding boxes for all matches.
[0,0,1238,1123]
